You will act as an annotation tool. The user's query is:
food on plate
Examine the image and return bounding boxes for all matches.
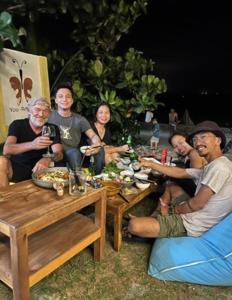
[36,169,69,182]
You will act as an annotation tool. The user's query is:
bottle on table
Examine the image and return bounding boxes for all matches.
[161,148,168,164]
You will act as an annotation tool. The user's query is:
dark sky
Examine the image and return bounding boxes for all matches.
[119,0,232,95]
[118,0,232,125]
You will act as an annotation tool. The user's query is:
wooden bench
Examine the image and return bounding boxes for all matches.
[107,183,157,251]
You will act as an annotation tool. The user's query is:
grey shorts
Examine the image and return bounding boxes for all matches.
[157,193,190,237]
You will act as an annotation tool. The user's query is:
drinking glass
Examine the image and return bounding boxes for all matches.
[42,125,56,158]
[69,170,87,195]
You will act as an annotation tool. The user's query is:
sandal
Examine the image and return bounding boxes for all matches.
[122,226,154,244]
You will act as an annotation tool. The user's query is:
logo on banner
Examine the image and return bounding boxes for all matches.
[9,58,33,105]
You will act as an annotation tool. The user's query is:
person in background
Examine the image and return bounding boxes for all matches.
[169,108,179,134]
[91,102,129,164]
[153,131,207,216]
[0,97,63,188]
[126,121,232,239]
[150,118,160,149]
[48,83,104,174]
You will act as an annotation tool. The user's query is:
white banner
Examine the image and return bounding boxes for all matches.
[0,48,50,142]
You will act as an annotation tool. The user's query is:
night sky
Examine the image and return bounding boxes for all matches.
[118,0,232,126]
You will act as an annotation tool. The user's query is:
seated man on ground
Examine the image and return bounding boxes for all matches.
[126,121,232,239]
[0,97,63,188]
[48,83,104,174]
[153,131,207,216]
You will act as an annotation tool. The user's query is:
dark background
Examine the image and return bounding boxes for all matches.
[118,0,232,126]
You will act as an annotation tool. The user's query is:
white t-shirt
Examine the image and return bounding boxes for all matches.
[181,156,232,237]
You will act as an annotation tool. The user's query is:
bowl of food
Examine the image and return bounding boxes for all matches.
[121,176,135,188]
[101,180,122,199]
[135,181,150,190]
[32,167,69,189]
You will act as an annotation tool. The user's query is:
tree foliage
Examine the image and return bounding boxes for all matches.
[1,0,167,141]
[0,11,21,51]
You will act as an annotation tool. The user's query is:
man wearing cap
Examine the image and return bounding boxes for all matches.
[125,120,232,239]
[0,97,63,188]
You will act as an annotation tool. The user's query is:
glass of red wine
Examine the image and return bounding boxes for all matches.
[42,125,56,158]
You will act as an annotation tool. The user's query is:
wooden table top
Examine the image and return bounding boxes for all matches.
[0,180,104,231]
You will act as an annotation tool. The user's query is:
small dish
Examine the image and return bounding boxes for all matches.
[134,172,148,181]
[130,161,140,171]
[120,170,134,177]
[121,157,131,165]
[136,182,150,190]
[80,145,91,154]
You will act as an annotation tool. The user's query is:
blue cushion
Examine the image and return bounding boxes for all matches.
[148,213,232,286]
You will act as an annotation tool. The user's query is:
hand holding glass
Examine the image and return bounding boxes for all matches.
[42,125,56,158]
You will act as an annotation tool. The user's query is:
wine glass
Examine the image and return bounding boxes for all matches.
[42,125,56,158]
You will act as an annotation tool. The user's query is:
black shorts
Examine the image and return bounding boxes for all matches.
[10,160,33,182]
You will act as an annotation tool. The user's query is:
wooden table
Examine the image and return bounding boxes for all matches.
[0,180,106,300]
[107,183,157,251]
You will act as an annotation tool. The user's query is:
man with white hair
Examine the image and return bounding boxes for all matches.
[0,97,63,188]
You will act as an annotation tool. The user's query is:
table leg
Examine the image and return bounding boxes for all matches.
[114,212,123,252]
[94,189,106,261]
[10,230,29,300]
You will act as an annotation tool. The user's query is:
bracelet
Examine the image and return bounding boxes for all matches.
[186,200,194,212]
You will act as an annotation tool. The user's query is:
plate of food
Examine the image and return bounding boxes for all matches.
[32,167,69,189]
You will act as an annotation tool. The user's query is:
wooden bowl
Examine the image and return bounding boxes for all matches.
[101,180,122,198]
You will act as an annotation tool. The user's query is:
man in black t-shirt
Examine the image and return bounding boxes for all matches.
[0,97,63,188]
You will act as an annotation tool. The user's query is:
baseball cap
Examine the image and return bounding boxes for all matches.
[188,120,226,149]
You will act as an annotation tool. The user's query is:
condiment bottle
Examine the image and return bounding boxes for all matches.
[161,148,168,164]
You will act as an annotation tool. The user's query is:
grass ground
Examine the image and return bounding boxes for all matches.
[0,196,232,300]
